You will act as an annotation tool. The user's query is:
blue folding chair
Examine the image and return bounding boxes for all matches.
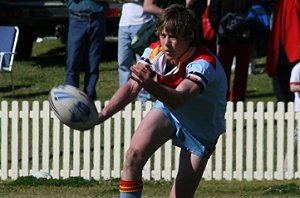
[0,26,19,96]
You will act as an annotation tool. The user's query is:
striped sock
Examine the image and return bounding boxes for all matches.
[119,180,143,198]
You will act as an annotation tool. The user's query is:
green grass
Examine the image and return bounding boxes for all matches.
[1,177,300,197]
[0,39,285,197]
[246,63,276,104]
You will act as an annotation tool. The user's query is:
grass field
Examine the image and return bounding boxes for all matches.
[1,39,298,198]
[1,177,300,197]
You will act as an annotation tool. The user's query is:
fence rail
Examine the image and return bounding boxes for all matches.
[0,100,300,181]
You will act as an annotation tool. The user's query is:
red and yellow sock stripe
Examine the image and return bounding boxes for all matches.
[119,180,143,193]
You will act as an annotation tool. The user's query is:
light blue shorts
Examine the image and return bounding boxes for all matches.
[153,101,216,159]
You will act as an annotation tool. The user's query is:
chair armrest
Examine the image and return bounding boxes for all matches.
[0,51,16,55]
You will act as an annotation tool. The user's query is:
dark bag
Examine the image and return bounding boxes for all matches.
[218,13,249,44]
[131,20,158,56]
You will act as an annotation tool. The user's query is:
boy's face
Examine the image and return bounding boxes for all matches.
[159,28,191,63]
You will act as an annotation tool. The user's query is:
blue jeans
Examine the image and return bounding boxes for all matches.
[65,12,106,99]
[118,24,151,102]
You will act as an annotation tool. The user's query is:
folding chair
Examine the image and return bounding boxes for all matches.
[0,26,19,96]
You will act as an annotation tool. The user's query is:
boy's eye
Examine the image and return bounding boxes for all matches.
[160,32,176,39]
[160,32,166,38]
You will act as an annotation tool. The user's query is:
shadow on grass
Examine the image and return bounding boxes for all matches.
[0,84,31,93]
[9,91,50,99]
[0,84,49,99]
[27,41,117,68]
[246,91,275,99]
[30,46,67,67]
[0,85,15,93]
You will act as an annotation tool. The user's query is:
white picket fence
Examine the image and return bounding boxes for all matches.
[0,100,300,181]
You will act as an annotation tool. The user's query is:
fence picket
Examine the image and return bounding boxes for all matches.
[285,102,295,179]
[52,114,60,179]
[31,101,40,174]
[10,101,19,179]
[204,154,212,180]
[234,102,244,180]
[265,102,275,180]
[172,147,180,178]
[256,102,265,180]
[41,101,50,174]
[92,101,102,180]
[72,130,81,177]
[20,101,29,177]
[224,102,233,180]
[112,112,121,178]
[82,130,91,179]
[245,102,254,180]
[123,103,132,161]
[62,126,71,179]
[213,135,223,180]
[164,141,172,181]
[153,147,162,180]
[275,102,285,179]
[103,101,111,179]
[0,101,9,179]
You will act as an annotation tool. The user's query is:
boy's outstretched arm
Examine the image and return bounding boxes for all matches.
[97,79,141,124]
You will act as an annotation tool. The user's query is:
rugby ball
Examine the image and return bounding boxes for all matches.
[48,85,99,131]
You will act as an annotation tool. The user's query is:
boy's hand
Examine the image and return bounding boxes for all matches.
[130,64,152,86]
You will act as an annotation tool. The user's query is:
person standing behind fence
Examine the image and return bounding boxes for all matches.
[143,0,207,41]
[96,5,227,198]
[118,1,155,103]
[209,0,255,103]
[284,61,300,170]
[64,0,108,100]
[265,0,300,104]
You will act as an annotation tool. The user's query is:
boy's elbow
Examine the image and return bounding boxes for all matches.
[143,5,151,13]
[290,85,298,93]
